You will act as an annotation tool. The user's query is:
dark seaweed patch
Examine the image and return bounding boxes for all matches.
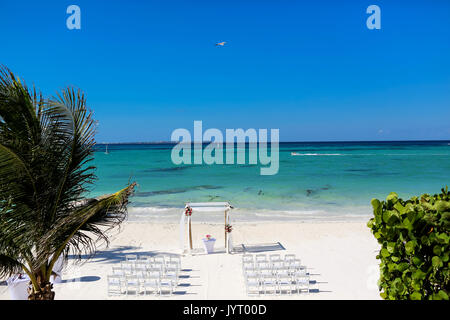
[345,169,373,172]
[143,166,190,173]
[135,185,223,197]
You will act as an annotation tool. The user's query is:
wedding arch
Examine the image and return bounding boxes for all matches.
[179,202,234,254]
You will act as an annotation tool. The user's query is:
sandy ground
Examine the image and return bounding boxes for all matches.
[0,221,382,300]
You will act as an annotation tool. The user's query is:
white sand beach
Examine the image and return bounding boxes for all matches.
[1,220,381,300]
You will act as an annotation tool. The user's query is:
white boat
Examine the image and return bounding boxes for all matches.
[105,144,109,154]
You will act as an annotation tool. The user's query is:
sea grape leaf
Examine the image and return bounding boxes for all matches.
[410,292,422,300]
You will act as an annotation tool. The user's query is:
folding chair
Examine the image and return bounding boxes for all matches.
[107,275,123,296]
[269,254,281,262]
[159,276,174,296]
[120,261,134,275]
[140,275,159,295]
[125,275,141,296]
[296,275,310,294]
[284,254,296,262]
[244,273,261,296]
[255,254,268,263]
[277,272,294,295]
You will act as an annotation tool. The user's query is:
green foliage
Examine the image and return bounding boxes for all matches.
[368,187,450,300]
[0,66,136,297]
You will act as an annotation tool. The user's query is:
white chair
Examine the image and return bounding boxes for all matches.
[112,267,124,276]
[166,262,178,271]
[140,256,153,265]
[291,258,301,269]
[120,262,134,275]
[277,273,293,295]
[255,254,267,263]
[296,275,310,294]
[256,261,271,272]
[107,275,123,296]
[159,277,174,296]
[288,259,302,275]
[271,260,285,271]
[244,265,259,280]
[125,275,140,296]
[276,263,290,278]
[165,267,179,286]
[244,273,260,296]
[296,267,307,276]
[168,257,181,272]
[135,259,148,269]
[262,275,278,295]
[154,255,165,264]
[242,254,254,263]
[154,256,165,271]
[147,269,162,289]
[284,254,296,262]
[153,261,165,274]
[269,254,281,262]
[135,267,147,279]
[242,261,254,272]
[169,256,181,266]
[140,276,159,295]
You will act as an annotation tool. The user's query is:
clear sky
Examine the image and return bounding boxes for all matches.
[1,0,449,142]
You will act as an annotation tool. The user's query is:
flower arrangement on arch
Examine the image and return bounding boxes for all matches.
[225,224,233,233]
[185,207,192,216]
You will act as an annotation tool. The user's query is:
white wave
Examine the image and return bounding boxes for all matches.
[291,152,343,156]
[125,205,371,223]
[129,207,179,214]
[290,152,450,157]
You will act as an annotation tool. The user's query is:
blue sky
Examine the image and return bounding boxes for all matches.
[1,0,449,142]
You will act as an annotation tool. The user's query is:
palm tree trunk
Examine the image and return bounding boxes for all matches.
[27,272,55,300]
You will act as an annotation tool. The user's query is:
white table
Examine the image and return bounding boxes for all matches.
[7,275,29,300]
[202,238,216,254]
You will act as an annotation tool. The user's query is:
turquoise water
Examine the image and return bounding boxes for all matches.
[90,141,450,222]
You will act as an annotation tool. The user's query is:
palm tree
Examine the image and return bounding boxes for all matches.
[0,66,136,300]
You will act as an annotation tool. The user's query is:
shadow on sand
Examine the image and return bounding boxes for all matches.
[67,245,181,264]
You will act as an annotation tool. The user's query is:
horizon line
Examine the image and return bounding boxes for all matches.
[95,139,450,145]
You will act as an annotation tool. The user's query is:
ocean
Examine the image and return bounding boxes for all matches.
[90,141,450,222]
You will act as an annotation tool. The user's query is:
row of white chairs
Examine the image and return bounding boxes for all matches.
[242,254,310,296]
[124,254,181,265]
[243,254,303,274]
[244,272,310,296]
[107,255,182,296]
[108,273,177,296]
[243,253,297,264]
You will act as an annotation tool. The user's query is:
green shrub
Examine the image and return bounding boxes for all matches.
[368,187,450,300]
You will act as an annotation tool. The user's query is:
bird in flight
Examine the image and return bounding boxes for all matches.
[215,41,227,47]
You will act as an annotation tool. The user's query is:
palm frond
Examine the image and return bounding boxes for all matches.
[34,183,136,275]
[0,254,23,279]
